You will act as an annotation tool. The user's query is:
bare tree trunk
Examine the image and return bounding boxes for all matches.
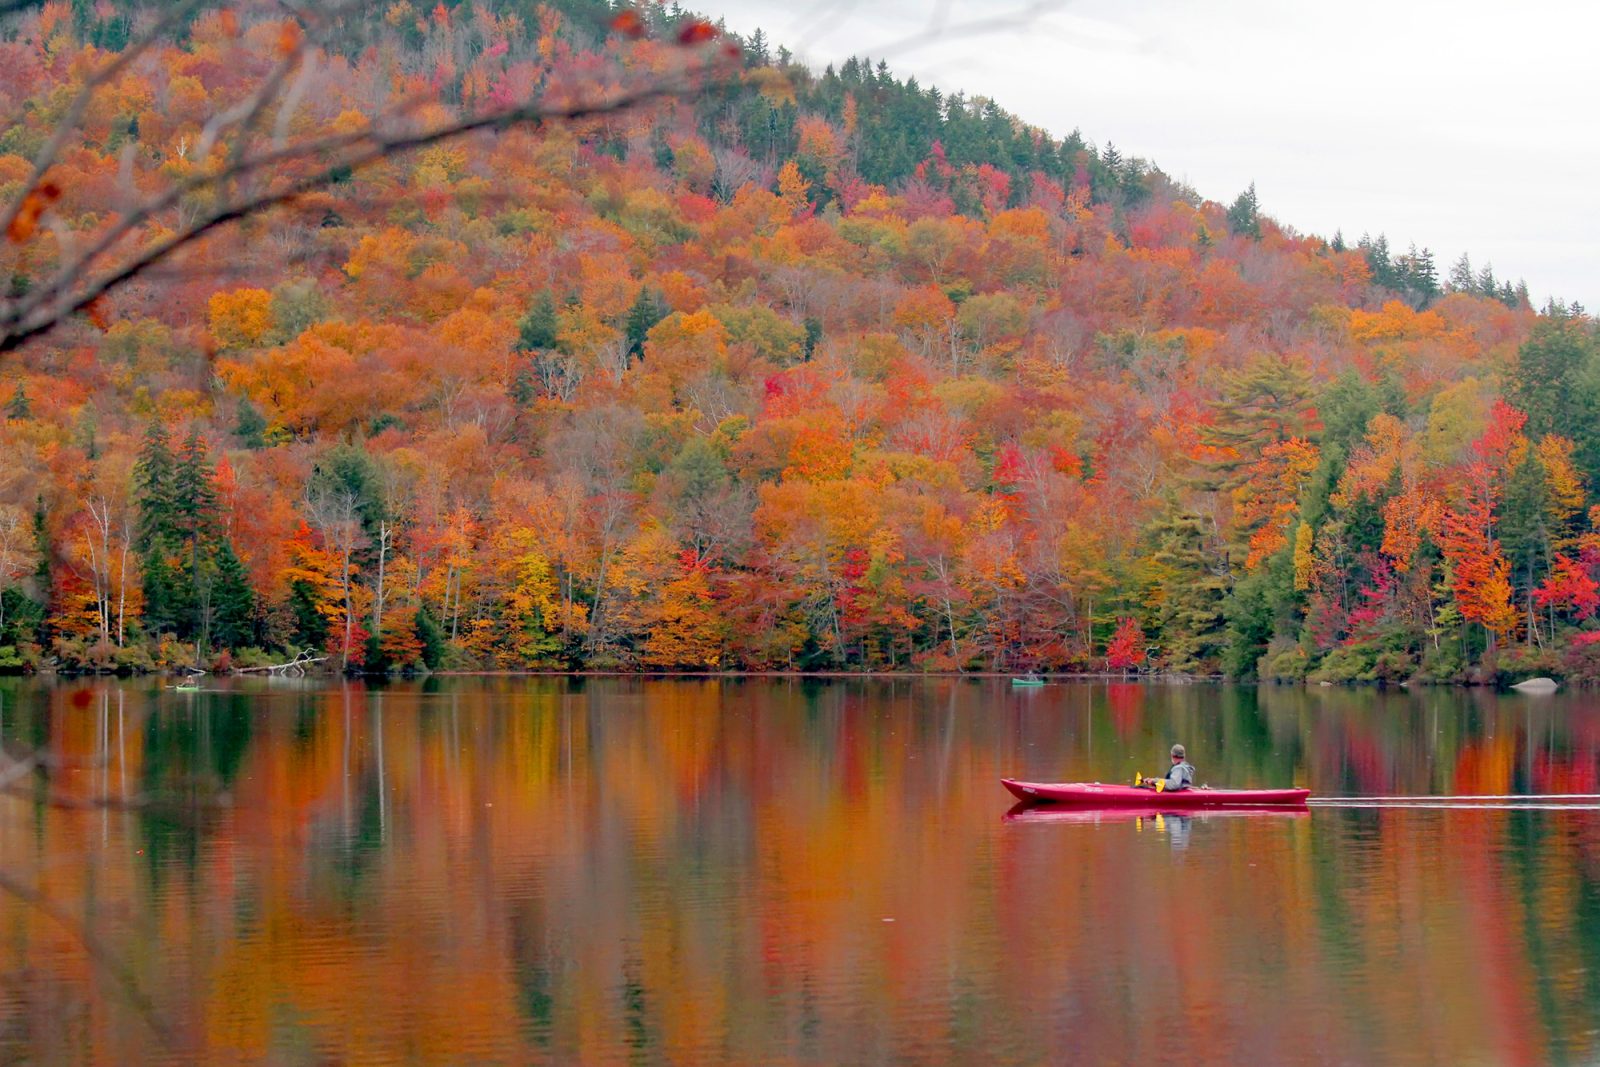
[340,545,353,671]
[373,520,390,640]
[116,537,128,647]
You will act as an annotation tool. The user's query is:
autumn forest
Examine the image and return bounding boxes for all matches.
[3,0,1600,683]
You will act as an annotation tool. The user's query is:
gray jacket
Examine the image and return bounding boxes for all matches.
[1164,761,1195,790]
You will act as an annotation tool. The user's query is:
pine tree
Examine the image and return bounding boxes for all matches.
[210,539,256,649]
[1145,513,1229,672]
[234,398,266,449]
[1447,253,1474,292]
[1226,183,1261,239]
[1413,246,1439,301]
[625,287,669,357]
[1362,233,1395,287]
[134,421,177,551]
[174,430,220,547]
[30,498,49,607]
[141,551,181,636]
[518,290,561,351]
[1498,451,1551,634]
[1513,315,1600,472]
[5,382,28,420]
[1200,352,1317,489]
[745,27,769,66]
[415,603,446,670]
[172,430,221,643]
[1475,263,1498,297]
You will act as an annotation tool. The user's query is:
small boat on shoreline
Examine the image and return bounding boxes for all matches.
[1001,778,1310,808]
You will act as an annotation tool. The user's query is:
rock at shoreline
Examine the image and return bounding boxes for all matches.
[1511,677,1559,694]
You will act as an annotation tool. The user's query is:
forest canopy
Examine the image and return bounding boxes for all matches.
[0,0,1595,683]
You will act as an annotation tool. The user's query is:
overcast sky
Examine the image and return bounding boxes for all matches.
[711,0,1598,308]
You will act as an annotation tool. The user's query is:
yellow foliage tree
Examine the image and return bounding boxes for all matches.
[208,288,274,349]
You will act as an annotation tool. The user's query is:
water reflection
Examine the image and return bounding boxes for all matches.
[0,678,1596,1065]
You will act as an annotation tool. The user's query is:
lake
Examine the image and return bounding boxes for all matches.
[1,677,1598,1065]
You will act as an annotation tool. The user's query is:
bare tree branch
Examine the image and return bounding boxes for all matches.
[0,0,214,241]
[0,6,739,353]
[0,61,731,352]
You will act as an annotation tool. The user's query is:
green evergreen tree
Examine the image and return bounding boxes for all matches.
[1475,262,1498,297]
[517,290,561,351]
[1409,244,1439,303]
[133,421,177,551]
[625,287,669,357]
[289,576,330,651]
[415,604,446,670]
[1145,512,1229,673]
[0,587,43,647]
[1514,315,1600,456]
[5,382,29,420]
[1447,253,1474,292]
[803,316,823,360]
[1317,370,1382,456]
[1499,448,1570,641]
[1199,352,1316,492]
[1226,182,1261,239]
[171,430,222,643]
[234,398,267,449]
[174,430,220,545]
[509,360,538,407]
[141,551,182,636]
[1222,546,1299,679]
[210,539,256,649]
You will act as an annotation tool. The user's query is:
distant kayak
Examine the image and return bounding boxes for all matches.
[1002,778,1310,808]
[1010,677,1046,687]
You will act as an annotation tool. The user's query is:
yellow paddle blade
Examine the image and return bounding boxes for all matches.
[1155,780,1165,793]
[1134,772,1143,786]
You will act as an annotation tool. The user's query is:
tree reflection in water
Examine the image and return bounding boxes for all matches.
[0,677,1596,1065]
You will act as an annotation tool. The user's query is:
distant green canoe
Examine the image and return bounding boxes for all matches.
[1011,677,1046,687]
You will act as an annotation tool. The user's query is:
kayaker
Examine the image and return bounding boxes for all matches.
[1140,744,1194,791]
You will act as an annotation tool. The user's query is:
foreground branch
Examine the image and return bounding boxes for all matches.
[0,7,739,353]
[0,870,179,1047]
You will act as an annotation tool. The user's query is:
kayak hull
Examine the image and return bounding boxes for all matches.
[1002,778,1310,808]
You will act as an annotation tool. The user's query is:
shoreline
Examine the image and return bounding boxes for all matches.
[7,667,1569,690]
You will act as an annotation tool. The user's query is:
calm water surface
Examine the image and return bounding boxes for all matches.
[2,678,1599,1065]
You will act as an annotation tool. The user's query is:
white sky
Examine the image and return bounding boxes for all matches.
[711,0,1599,308]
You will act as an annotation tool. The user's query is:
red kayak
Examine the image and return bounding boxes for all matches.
[1002,778,1310,809]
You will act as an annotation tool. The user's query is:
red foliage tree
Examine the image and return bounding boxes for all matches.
[1105,617,1146,671]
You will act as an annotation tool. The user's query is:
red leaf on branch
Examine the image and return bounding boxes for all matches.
[610,10,646,39]
[676,20,717,45]
[7,181,61,244]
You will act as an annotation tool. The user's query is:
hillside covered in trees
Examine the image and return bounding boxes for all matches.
[1,0,1598,682]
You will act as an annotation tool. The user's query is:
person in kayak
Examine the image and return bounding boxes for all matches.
[1138,744,1195,791]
